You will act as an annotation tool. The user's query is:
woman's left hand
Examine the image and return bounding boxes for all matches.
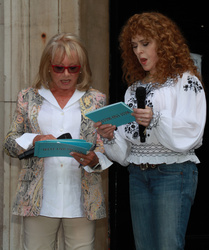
[132,106,153,127]
[70,151,99,168]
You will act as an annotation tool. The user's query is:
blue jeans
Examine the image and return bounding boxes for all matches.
[128,161,198,250]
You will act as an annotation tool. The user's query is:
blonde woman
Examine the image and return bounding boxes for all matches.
[4,33,112,250]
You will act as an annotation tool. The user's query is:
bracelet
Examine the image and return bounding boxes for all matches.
[148,111,161,128]
[92,162,101,170]
[101,135,116,145]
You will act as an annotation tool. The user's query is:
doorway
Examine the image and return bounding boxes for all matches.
[109,2,209,249]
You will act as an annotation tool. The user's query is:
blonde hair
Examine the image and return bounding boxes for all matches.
[33,33,92,91]
[119,12,202,86]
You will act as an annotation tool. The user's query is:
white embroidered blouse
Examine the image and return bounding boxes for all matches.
[104,72,206,166]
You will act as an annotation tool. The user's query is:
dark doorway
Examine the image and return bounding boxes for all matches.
[109,2,209,250]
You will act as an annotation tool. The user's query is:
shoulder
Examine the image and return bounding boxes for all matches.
[179,72,199,81]
[84,87,106,103]
[86,87,106,98]
[81,88,106,110]
[17,87,38,98]
[17,87,43,106]
[178,72,204,93]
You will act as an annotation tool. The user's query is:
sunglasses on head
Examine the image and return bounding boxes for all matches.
[51,64,81,73]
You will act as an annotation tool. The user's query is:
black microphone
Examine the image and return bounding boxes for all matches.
[136,87,146,143]
[18,133,72,160]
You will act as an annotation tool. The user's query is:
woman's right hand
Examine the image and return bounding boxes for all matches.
[33,134,56,146]
[94,122,116,140]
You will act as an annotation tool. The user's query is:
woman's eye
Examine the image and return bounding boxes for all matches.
[69,66,76,70]
[55,66,64,70]
[131,44,137,49]
[143,42,149,47]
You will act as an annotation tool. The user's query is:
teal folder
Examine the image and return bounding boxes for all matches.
[34,139,93,158]
[85,102,135,127]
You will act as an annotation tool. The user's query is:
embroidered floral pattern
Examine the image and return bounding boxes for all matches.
[183,76,203,93]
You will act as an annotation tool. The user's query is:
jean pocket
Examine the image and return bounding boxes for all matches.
[157,164,183,175]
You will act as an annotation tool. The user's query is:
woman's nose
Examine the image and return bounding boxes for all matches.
[63,68,71,75]
[136,46,143,55]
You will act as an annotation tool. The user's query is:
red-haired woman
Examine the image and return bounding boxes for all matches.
[95,12,206,250]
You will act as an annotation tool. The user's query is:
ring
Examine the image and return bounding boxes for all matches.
[80,158,84,162]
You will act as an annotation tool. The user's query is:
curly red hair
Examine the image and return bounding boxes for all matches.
[119,12,201,86]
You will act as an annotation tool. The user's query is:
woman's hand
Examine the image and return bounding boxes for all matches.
[132,106,153,127]
[70,151,99,168]
[33,134,56,146]
[94,122,116,140]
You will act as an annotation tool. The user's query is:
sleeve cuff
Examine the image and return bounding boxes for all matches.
[148,111,161,129]
[83,151,113,173]
[101,135,116,145]
[15,133,39,150]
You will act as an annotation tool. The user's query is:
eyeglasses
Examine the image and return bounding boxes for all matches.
[51,65,81,73]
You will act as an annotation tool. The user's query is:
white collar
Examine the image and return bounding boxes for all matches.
[38,87,85,109]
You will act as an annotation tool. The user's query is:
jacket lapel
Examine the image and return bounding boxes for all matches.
[79,91,97,146]
[28,89,43,134]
